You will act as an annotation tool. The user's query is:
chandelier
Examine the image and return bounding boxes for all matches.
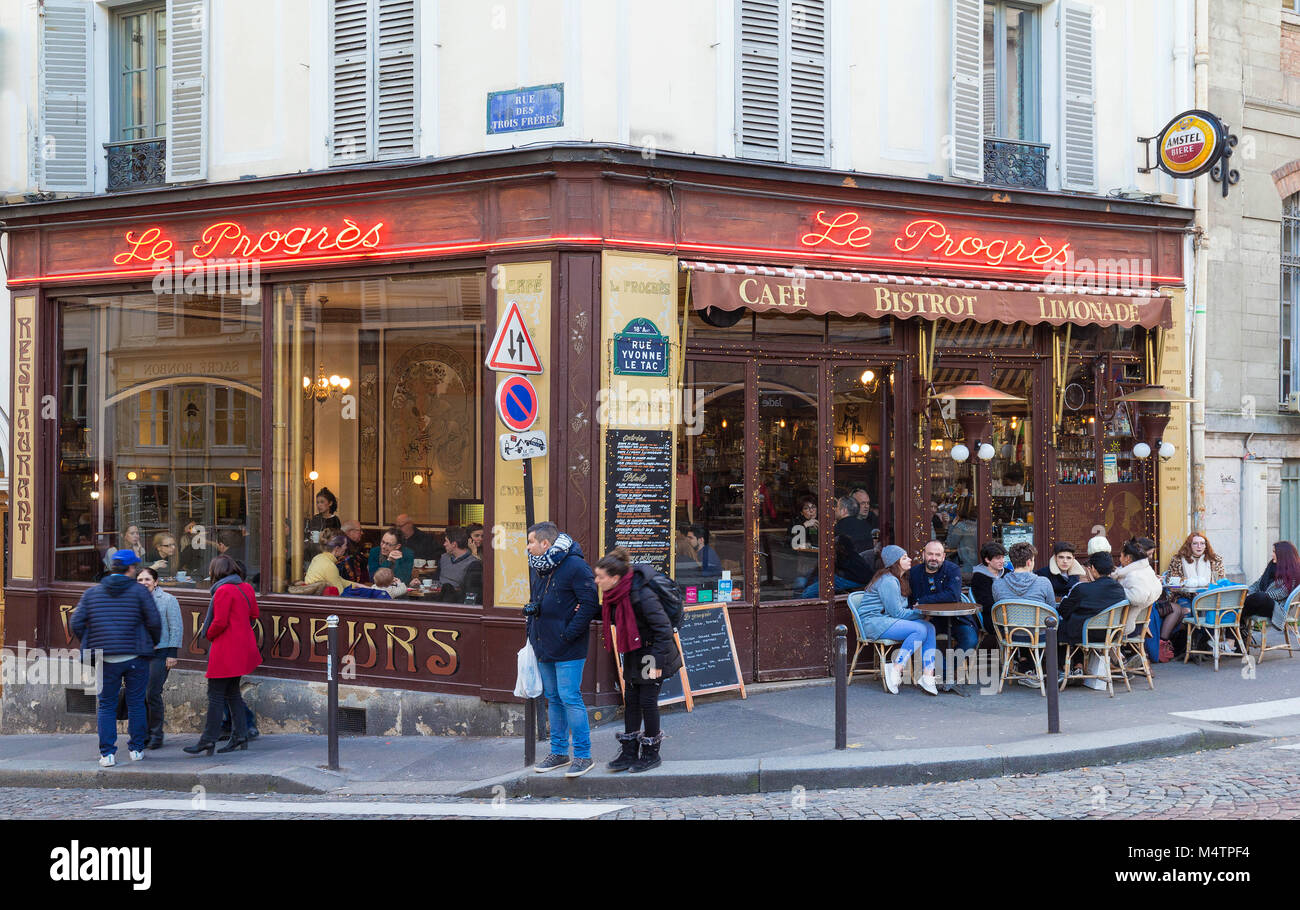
[303,362,351,402]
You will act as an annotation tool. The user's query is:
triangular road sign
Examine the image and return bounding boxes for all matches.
[485,302,543,374]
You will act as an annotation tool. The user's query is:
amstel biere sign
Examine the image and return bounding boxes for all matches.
[1150,110,1227,179]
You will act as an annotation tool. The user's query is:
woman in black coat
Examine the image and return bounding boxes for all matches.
[594,547,684,773]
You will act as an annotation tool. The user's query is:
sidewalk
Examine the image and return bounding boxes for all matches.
[2,652,1298,798]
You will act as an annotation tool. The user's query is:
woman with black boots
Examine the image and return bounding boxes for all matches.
[593,548,683,773]
[184,556,262,756]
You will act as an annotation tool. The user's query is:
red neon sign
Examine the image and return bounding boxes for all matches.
[800,210,1072,269]
[112,219,386,266]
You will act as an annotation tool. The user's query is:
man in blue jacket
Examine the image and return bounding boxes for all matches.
[70,551,161,767]
[525,521,600,778]
[908,540,977,651]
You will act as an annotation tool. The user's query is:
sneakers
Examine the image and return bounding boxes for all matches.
[1017,676,1042,689]
[128,750,144,762]
[918,674,939,696]
[564,757,595,778]
[1220,638,1237,654]
[882,662,902,695]
[98,754,116,767]
[533,753,572,773]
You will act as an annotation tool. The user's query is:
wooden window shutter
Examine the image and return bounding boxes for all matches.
[375,0,418,160]
[1059,0,1097,192]
[787,0,828,166]
[36,0,93,193]
[950,0,984,181]
[166,0,209,182]
[738,0,782,161]
[331,0,373,163]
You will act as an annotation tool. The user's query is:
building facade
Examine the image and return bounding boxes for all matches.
[1,0,1198,732]
[1201,0,1300,582]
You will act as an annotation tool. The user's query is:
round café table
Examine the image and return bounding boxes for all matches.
[914,601,981,696]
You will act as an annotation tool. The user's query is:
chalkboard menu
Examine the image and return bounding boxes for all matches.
[657,604,744,707]
[604,429,673,572]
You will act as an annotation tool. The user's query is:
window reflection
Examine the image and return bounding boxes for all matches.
[757,364,819,601]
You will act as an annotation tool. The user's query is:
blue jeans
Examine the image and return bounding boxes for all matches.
[537,658,590,759]
[97,656,150,756]
[882,619,937,671]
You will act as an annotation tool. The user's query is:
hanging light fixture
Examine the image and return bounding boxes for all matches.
[303,362,352,402]
[933,381,1024,464]
[1115,386,1194,461]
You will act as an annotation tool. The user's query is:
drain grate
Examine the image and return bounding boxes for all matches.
[65,689,97,715]
[337,707,366,735]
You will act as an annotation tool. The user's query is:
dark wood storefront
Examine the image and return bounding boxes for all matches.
[2,146,1192,702]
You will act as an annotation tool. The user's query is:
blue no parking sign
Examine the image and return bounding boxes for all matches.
[496,374,539,432]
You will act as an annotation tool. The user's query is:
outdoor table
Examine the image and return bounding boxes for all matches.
[914,601,980,696]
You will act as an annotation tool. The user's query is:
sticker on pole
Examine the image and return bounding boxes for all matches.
[496,375,540,432]
[499,431,548,461]
[485,302,543,373]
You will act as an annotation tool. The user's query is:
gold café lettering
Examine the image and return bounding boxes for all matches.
[738,277,809,309]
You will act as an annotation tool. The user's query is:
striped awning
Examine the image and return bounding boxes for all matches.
[682,260,1173,329]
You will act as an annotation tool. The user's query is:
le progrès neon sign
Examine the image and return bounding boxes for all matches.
[799,210,1072,269]
[112,218,386,265]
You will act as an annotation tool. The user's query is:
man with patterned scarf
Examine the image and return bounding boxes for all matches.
[525,521,601,777]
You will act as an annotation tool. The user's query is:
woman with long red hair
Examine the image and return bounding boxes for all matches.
[1159,531,1228,644]
[1242,541,1300,635]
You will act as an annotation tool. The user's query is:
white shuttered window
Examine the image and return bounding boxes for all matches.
[331,0,419,165]
[166,0,209,182]
[950,0,984,181]
[1059,0,1097,192]
[737,0,828,166]
[37,0,94,193]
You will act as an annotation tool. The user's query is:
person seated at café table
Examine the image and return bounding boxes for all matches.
[146,532,179,576]
[370,567,407,599]
[851,545,939,696]
[800,532,873,599]
[305,487,342,547]
[993,542,1057,612]
[1157,531,1226,643]
[305,535,357,593]
[1057,551,1126,676]
[338,520,370,584]
[214,529,247,577]
[1240,540,1300,640]
[789,496,820,551]
[1035,541,1088,599]
[120,525,146,561]
[369,529,415,584]
[682,525,723,580]
[395,513,439,562]
[435,526,480,597]
[908,540,976,651]
[1113,538,1163,637]
[970,541,1010,627]
[466,523,484,558]
[178,521,207,576]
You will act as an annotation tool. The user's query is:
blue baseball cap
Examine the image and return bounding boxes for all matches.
[110,549,141,568]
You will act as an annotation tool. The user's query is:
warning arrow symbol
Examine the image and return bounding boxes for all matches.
[485,302,543,374]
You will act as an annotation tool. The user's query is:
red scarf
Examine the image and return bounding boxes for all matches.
[601,571,641,654]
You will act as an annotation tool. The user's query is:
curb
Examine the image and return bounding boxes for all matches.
[457,724,1258,799]
[0,761,341,795]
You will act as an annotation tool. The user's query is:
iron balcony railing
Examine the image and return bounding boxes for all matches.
[983,137,1049,190]
[105,137,167,191]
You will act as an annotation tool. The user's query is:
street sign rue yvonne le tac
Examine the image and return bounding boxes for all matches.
[499,431,548,461]
[496,374,540,433]
[485,302,543,374]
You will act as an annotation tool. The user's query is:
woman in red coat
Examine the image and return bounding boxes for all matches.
[184,555,262,755]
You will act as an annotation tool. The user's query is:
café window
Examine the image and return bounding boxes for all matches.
[983,0,1040,142]
[56,292,263,586]
[271,274,486,605]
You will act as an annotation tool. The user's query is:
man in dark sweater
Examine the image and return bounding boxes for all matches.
[70,551,161,766]
[909,540,976,649]
[1058,551,1127,644]
[970,541,1009,637]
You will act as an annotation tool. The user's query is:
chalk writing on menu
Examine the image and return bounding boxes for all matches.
[604,429,673,573]
[658,605,741,705]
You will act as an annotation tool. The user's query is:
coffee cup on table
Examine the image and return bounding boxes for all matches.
[1169,576,1181,586]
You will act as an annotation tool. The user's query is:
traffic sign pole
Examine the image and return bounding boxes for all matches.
[522,454,543,765]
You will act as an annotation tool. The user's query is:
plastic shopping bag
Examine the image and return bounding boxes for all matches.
[1082,652,1109,690]
[513,641,543,698]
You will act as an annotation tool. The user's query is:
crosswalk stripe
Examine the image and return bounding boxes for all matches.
[1171,696,1300,723]
[95,799,625,819]
[1272,744,1300,751]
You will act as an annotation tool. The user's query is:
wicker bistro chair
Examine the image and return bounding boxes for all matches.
[1061,601,1130,697]
[1184,585,1249,671]
[845,592,901,690]
[990,599,1056,695]
[1118,602,1156,690]
[1248,584,1300,664]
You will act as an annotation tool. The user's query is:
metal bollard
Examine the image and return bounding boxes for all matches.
[1044,615,1060,734]
[834,624,847,750]
[326,614,340,770]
